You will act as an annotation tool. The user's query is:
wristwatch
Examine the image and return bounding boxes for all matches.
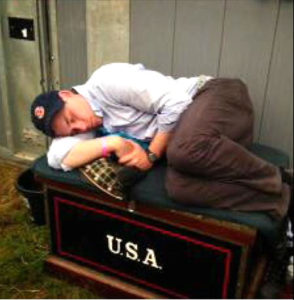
[145,148,159,164]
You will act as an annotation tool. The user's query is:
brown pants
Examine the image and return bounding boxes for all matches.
[166,78,290,220]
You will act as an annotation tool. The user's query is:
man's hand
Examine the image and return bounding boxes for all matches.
[118,140,153,170]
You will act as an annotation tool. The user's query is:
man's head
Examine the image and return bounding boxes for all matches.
[31,90,102,137]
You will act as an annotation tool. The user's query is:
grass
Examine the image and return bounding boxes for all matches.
[0,162,98,299]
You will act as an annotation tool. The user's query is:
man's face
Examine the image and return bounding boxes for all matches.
[51,91,102,137]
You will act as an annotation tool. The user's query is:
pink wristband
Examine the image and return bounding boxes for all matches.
[102,138,108,157]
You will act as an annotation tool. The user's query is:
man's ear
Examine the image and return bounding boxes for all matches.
[58,90,73,101]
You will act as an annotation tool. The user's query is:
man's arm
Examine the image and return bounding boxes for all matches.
[149,131,172,158]
[62,136,130,169]
[118,131,172,170]
[47,132,95,170]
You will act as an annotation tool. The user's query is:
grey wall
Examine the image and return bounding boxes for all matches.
[86,0,129,75]
[56,0,130,88]
[0,0,130,161]
[130,0,293,165]
[258,0,293,163]
[0,0,46,159]
[0,0,292,166]
[0,84,8,148]
[56,0,87,89]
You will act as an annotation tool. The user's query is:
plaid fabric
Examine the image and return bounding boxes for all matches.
[79,157,124,200]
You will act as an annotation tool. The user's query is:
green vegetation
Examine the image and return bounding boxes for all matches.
[0,163,98,299]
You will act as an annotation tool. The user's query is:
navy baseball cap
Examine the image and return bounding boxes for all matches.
[31,90,65,137]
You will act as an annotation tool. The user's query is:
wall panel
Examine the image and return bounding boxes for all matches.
[259,0,293,165]
[173,0,225,77]
[0,85,8,148]
[130,0,175,75]
[219,0,279,138]
[0,15,8,149]
[57,0,87,88]
[130,0,292,161]
[87,0,129,75]
[0,0,46,158]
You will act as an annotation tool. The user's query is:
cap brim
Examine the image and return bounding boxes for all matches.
[44,98,65,137]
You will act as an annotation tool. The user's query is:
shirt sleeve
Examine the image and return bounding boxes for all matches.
[152,90,193,132]
[99,67,193,132]
[47,131,95,171]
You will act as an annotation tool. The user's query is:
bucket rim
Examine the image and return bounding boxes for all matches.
[16,168,43,194]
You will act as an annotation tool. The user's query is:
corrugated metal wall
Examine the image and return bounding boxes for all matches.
[130,0,293,165]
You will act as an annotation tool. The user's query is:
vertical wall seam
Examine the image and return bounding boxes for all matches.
[47,0,61,90]
[171,0,177,76]
[36,0,49,92]
[86,0,90,76]
[0,13,14,151]
[257,0,281,142]
[217,0,227,77]
[129,0,132,63]
[82,0,87,81]
[36,0,50,149]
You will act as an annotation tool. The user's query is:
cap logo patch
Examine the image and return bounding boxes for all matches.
[34,106,45,119]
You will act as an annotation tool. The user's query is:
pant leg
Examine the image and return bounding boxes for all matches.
[167,78,282,194]
[166,168,290,220]
[166,78,289,219]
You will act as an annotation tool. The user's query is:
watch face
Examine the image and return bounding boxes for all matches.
[148,152,158,163]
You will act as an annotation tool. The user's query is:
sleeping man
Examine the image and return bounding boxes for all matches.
[31,62,292,297]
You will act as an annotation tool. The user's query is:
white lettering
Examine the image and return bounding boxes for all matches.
[105,235,163,270]
[106,234,122,255]
[125,242,138,260]
[142,248,162,269]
